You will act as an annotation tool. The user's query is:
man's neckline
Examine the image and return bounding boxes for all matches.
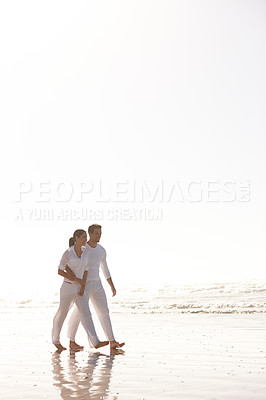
[86,242,98,249]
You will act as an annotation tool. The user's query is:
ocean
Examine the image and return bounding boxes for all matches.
[1,281,266,314]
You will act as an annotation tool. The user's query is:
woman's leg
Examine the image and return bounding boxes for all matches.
[52,282,75,346]
[67,282,92,346]
[67,305,81,342]
[74,291,100,348]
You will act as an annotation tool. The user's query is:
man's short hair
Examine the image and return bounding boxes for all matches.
[88,224,102,234]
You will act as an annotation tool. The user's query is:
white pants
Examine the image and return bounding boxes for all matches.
[68,280,115,343]
[52,281,99,347]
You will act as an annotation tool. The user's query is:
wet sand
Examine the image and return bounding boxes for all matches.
[0,308,266,399]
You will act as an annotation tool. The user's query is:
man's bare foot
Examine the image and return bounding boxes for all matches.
[54,343,67,351]
[110,340,125,349]
[69,340,84,351]
[110,348,125,356]
[95,340,109,349]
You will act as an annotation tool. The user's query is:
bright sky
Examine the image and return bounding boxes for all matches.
[1,0,265,297]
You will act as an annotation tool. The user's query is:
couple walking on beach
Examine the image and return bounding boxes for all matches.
[52,224,125,352]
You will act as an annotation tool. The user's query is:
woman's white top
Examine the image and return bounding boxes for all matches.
[83,243,111,281]
[58,246,89,283]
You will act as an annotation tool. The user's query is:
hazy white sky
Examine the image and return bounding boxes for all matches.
[1,0,265,296]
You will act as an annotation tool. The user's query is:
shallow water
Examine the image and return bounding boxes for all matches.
[2,281,266,314]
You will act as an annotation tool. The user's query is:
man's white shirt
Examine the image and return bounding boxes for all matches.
[83,243,111,281]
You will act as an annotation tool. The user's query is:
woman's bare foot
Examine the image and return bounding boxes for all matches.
[69,340,84,351]
[95,340,109,349]
[110,340,125,349]
[54,343,67,351]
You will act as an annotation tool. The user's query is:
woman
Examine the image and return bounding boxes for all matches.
[52,229,109,351]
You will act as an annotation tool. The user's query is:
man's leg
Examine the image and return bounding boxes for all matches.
[90,281,125,351]
[90,282,115,342]
[74,289,109,349]
[90,282,125,349]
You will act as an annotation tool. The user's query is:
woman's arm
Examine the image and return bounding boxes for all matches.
[78,271,88,296]
[58,268,70,279]
[58,265,76,280]
[58,251,75,280]
[65,265,76,281]
[58,267,86,293]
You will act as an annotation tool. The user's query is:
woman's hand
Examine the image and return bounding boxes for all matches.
[78,270,87,296]
[65,265,76,281]
[79,286,85,296]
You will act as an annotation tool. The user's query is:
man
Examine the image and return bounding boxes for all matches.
[66,224,125,350]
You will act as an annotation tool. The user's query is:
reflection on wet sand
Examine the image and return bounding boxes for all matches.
[52,349,124,399]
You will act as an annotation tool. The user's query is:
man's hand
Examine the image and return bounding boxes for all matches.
[65,265,76,281]
[107,278,117,297]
